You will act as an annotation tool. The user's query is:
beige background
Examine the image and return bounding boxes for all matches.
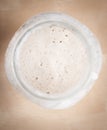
[0,0,107,130]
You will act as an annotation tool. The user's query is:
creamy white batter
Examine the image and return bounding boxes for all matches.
[16,22,90,96]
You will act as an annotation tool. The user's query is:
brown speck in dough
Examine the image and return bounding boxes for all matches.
[35,77,38,80]
[51,77,54,79]
[46,91,50,94]
[40,62,43,66]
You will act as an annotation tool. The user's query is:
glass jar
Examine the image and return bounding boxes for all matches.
[5,13,102,109]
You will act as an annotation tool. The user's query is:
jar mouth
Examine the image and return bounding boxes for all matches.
[13,23,90,100]
[5,13,102,108]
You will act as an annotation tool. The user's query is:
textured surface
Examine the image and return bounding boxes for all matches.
[17,22,89,96]
[0,0,107,130]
